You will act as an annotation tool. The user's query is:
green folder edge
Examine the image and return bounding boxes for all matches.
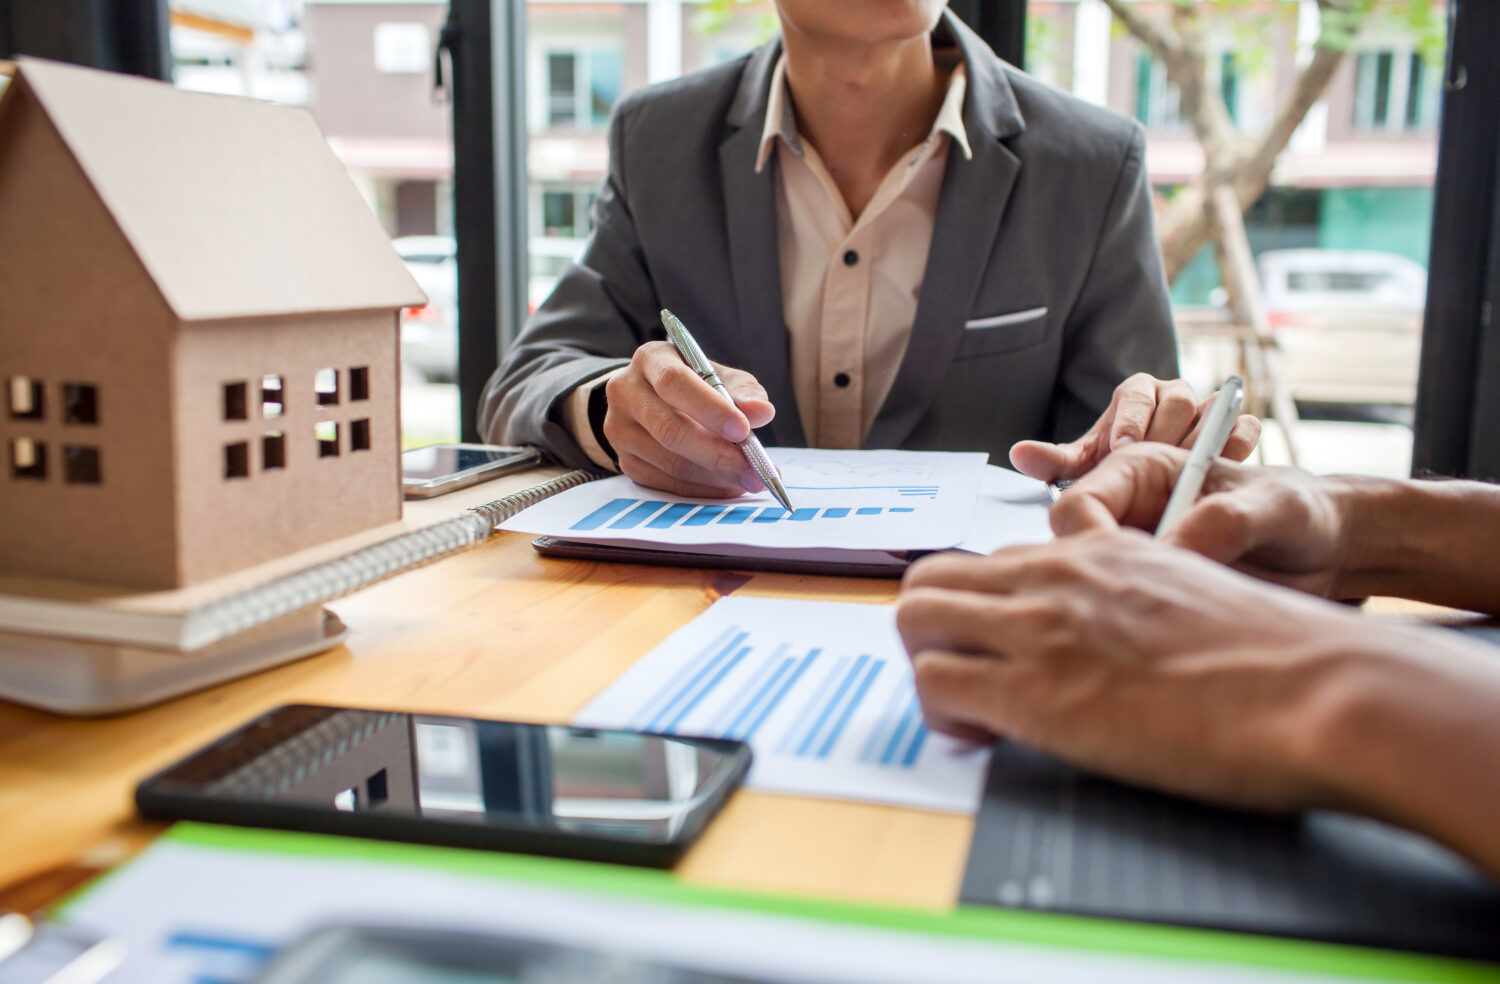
[56,822,1500,984]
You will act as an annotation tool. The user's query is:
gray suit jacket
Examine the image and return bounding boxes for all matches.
[479,13,1177,470]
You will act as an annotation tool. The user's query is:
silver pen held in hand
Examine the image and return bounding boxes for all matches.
[660,309,794,512]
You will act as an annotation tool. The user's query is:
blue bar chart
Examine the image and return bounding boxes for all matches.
[579,597,990,813]
[571,497,918,532]
[500,446,991,552]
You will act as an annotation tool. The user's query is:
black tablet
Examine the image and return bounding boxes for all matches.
[137,704,751,867]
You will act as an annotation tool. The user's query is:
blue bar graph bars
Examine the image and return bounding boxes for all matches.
[626,624,926,769]
[859,690,929,767]
[631,625,751,733]
[569,498,921,531]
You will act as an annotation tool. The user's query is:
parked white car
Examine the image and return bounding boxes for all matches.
[394,235,589,380]
[528,236,587,313]
[394,235,459,383]
[1257,249,1427,407]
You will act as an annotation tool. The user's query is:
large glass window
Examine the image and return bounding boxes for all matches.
[1355,49,1440,133]
[1029,0,1446,479]
[523,1,774,318]
[170,1,459,447]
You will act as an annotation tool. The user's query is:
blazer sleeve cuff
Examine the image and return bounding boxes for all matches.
[563,368,627,472]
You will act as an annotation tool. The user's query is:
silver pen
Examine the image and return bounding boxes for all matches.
[660,308,795,512]
[1154,375,1245,537]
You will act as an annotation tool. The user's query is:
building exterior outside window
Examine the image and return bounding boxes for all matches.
[168,0,1446,473]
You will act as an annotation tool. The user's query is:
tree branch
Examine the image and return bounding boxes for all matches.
[1161,3,1238,165]
[1230,43,1347,205]
[1099,0,1180,64]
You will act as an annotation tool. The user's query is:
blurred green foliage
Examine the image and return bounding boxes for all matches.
[692,0,779,45]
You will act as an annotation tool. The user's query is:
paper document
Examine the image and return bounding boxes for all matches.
[502,448,988,551]
[954,464,1054,555]
[60,834,1347,984]
[576,597,991,814]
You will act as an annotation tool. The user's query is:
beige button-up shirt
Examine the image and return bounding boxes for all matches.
[565,49,971,465]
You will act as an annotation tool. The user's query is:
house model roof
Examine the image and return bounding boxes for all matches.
[7,58,425,322]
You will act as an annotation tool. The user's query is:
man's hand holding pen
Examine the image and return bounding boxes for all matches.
[603,340,777,500]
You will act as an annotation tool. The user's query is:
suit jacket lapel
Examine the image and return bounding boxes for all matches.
[865,13,1027,451]
[720,41,806,448]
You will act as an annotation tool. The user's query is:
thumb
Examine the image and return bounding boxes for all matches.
[1009,439,1088,483]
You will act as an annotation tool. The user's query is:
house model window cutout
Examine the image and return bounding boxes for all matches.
[316,420,340,458]
[315,368,339,406]
[224,381,249,421]
[64,445,101,484]
[8,377,43,420]
[262,375,284,418]
[10,438,45,479]
[62,382,98,424]
[0,58,426,589]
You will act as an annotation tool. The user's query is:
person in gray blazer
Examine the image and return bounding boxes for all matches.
[479,1,1258,496]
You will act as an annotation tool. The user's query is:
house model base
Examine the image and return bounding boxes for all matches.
[0,608,345,716]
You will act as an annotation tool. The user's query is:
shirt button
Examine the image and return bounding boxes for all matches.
[842,249,859,267]
[833,372,851,388]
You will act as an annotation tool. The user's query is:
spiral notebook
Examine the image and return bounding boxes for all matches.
[0,466,599,713]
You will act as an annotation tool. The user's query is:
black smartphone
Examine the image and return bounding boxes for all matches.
[402,444,539,499]
[136,705,751,867]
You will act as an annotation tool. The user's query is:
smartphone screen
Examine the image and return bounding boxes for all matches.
[401,445,529,483]
[138,705,750,863]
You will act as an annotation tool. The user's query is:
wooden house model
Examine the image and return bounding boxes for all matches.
[0,59,426,589]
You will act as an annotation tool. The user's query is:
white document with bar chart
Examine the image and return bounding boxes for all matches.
[501,448,988,552]
[575,597,992,814]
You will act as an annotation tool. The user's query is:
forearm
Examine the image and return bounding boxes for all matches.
[1302,624,1500,880]
[1330,477,1500,614]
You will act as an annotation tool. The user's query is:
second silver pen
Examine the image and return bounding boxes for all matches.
[659,309,795,512]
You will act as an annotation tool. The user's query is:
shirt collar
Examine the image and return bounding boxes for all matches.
[754,52,972,174]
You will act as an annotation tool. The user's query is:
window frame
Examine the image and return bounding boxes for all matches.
[1413,0,1500,481]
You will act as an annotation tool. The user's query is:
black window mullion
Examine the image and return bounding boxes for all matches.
[444,0,528,444]
[1413,0,1500,480]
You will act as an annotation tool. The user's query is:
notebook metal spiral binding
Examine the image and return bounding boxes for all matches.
[181,468,600,650]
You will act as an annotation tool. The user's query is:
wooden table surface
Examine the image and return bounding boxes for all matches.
[0,479,970,913]
[0,470,1465,918]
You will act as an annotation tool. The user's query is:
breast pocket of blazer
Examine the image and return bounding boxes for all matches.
[954,306,1052,360]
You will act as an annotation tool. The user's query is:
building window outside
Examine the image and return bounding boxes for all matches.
[535,186,596,239]
[1219,53,1239,126]
[1134,54,1183,130]
[1354,49,1439,132]
[545,47,624,130]
[586,50,623,127]
[1133,51,1239,131]
[547,52,577,127]
[541,190,576,237]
